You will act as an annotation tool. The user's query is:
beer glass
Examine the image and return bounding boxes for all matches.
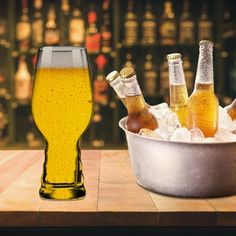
[32,47,93,200]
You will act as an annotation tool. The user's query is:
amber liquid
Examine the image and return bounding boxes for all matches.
[126,95,158,133]
[32,68,93,199]
[170,84,188,127]
[187,83,218,137]
[226,99,236,120]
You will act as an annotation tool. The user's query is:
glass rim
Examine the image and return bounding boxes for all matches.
[39,46,87,52]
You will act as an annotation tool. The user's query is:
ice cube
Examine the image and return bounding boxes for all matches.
[150,103,168,111]
[214,128,235,142]
[170,128,191,142]
[218,106,236,131]
[190,128,204,142]
[154,127,172,140]
[165,111,181,131]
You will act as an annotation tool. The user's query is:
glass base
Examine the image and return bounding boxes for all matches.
[39,183,86,200]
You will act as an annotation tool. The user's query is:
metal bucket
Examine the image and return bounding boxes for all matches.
[119,117,236,198]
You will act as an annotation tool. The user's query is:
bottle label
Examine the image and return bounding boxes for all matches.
[44,29,60,45]
[123,75,142,96]
[16,22,31,41]
[32,19,43,46]
[69,19,85,44]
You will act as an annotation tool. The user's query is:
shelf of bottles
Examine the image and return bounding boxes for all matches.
[0,0,235,148]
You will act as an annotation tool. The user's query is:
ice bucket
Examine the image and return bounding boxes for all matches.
[119,117,236,198]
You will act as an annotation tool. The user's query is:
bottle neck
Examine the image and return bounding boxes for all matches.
[110,76,125,99]
[122,75,146,113]
[168,59,186,85]
[123,74,142,97]
[195,45,214,86]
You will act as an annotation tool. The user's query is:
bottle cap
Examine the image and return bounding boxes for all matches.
[199,40,214,47]
[120,67,135,79]
[167,53,182,60]
[106,71,120,82]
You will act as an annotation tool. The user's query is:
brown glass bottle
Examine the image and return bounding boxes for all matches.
[120,67,158,133]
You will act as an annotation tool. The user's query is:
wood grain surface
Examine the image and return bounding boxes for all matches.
[0,150,235,227]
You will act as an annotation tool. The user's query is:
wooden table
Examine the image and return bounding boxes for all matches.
[0,150,235,228]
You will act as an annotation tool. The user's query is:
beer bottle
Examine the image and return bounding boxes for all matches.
[226,98,236,120]
[167,53,188,127]
[187,40,219,137]
[106,71,126,106]
[120,67,158,133]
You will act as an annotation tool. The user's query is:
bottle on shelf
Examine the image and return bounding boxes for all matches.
[94,54,109,106]
[69,0,85,46]
[92,54,109,148]
[187,40,219,137]
[123,0,138,46]
[0,18,7,47]
[160,57,169,97]
[198,2,213,41]
[226,99,236,120]
[179,0,195,44]
[14,56,31,102]
[44,4,60,46]
[120,67,158,133]
[141,1,157,45]
[16,0,31,53]
[0,71,7,98]
[101,0,112,54]
[182,54,194,92]
[61,0,70,15]
[124,52,136,69]
[143,54,157,96]
[32,0,43,49]
[160,0,176,45]
[167,53,189,127]
[106,71,126,106]
[61,0,70,45]
[85,5,101,54]
[222,3,235,40]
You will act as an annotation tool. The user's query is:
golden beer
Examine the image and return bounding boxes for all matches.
[187,40,218,137]
[32,47,93,200]
[188,83,218,137]
[170,84,188,127]
[167,53,189,127]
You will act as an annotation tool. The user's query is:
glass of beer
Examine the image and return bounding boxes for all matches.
[32,47,93,200]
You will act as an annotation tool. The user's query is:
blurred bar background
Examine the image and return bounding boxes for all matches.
[0,0,235,149]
